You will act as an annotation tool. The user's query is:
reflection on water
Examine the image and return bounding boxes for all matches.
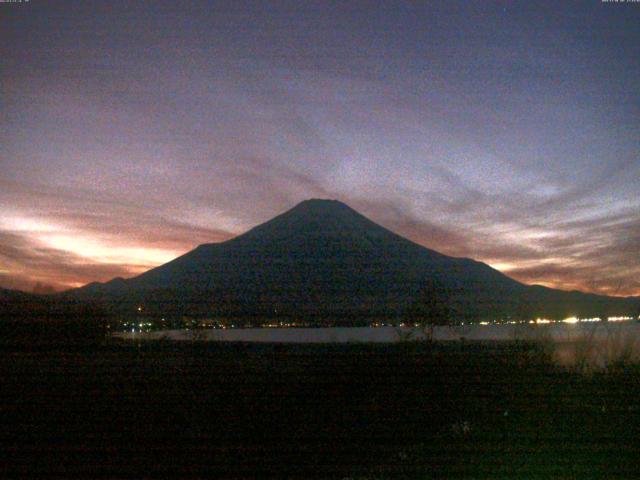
[115,321,640,369]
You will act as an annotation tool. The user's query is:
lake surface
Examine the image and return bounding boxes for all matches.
[116,321,640,367]
[116,321,640,343]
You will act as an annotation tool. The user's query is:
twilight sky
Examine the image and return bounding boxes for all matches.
[1,1,639,296]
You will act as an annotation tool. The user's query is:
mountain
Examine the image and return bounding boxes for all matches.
[0,287,104,320]
[0,288,43,314]
[70,199,639,324]
[0,287,107,345]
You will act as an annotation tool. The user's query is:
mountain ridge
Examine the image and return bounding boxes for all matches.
[68,199,638,323]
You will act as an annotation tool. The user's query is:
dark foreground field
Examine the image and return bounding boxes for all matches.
[2,339,640,478]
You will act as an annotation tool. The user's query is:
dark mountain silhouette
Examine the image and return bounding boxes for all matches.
[0,288,44,318]
[0,287,107,345]
[70,199,638,324]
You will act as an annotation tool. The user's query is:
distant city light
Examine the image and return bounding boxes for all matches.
[562,317,579,324]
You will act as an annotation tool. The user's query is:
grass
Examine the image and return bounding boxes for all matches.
[516,322,640,374]
[2,338,640,478]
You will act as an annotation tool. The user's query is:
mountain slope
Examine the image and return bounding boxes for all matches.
[71,199,638,323]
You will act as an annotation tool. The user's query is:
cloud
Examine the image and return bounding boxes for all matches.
[2,159,639,296]
[0,162,335,291]
[1,16,638,299]
[0,178,237,291]
[343,191,640,296]
[0,231,146,291]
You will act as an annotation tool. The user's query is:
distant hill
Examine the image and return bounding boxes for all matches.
[0,288,49,318]
[0,287,105,320]
[69,199,639,324]
[0,287,107,345]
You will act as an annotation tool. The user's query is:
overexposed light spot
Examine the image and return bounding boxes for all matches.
[535,318,552,324]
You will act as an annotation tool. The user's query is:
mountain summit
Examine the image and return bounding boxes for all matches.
[74,199,637,323]
[225,199,412,246]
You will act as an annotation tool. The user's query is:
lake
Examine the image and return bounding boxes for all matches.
[115,321,640,368]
